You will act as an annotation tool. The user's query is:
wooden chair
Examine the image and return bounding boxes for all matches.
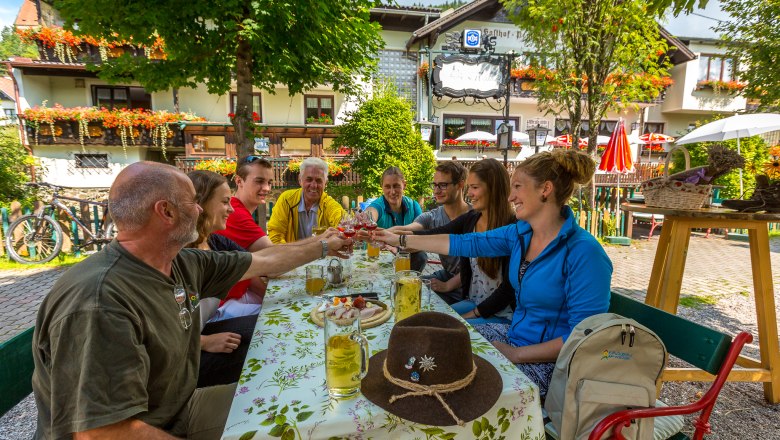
[589,293,752,440]
[0,327,35,417]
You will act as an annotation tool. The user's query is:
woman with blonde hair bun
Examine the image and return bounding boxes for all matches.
[371,149,613,395]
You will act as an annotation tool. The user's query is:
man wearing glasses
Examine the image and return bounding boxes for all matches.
[31,162,351,440]
[267,157,344,243]
[388,161,471,304]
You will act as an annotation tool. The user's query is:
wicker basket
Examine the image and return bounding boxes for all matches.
[640,145,712,210]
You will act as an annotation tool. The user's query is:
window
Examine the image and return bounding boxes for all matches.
[3,108,16,118]
[92,86,151,110]
[281,137,312,156]
[305,95,334,123]
[230,93,262,118]
[644,123,665,134]
[75,154,108,169]
[554,119,618,137]
[698,55,735,82]
[192,135,226,155]
[442,115,520,139]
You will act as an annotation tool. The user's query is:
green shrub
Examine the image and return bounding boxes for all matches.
[0,126,34,204]
[334,83,436,200]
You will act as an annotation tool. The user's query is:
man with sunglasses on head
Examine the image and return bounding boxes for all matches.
[31,162,351,440]
[388,161,471,304]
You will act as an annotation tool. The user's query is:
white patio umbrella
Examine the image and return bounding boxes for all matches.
[676,113,780,194]
[455,131,496,141]
[511,131,530,143]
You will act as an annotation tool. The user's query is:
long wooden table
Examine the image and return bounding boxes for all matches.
[221,252,546,439]
[623,203,780,403]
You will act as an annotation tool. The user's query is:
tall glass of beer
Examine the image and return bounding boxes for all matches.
[392,270,421,322]
[323,307,369,398]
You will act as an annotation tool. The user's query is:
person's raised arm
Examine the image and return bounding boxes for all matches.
[246,235,273,252]
[386,222,424,233]
[371,229,450,255]
[242,229,351,279]
[74,418,177,440]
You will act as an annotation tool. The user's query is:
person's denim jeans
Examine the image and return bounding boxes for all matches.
[450,300,511,325]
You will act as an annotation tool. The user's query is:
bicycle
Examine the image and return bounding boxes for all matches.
[4,182,116,264]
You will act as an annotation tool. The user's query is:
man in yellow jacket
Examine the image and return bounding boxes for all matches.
[268,157,345,243]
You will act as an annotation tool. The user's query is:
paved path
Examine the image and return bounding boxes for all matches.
[1,232,779,438]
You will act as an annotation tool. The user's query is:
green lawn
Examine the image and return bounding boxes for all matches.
[0,254,87,271]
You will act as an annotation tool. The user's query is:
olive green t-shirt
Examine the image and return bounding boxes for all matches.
[32,240,252,438]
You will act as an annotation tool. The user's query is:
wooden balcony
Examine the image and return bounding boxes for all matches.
[25,122,184,148]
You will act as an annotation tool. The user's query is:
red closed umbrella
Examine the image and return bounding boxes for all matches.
[598,119,634,231]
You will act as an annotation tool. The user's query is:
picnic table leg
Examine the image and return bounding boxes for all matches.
[747,224,780,403]
[658,218,691,314]
[646,217,674,308]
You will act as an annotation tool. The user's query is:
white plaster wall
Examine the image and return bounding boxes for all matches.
[382,30,412,51]
[175,83,228,122]
[34,144,146,188]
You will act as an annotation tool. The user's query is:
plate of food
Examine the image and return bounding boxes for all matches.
[310,295,392,329]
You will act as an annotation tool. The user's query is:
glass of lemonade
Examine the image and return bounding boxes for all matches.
[394,251,411,272]
[312,225,328,236]
[324,307,369,398]
[305,265,326,295]
[366,241,381,260]
[392,270,421,322]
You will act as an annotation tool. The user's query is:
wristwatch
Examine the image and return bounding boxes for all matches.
[320,240,328,259]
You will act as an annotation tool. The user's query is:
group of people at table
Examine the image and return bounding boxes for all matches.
[30,150,613,439]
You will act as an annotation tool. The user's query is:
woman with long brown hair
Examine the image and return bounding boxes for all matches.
[415,158,517,323]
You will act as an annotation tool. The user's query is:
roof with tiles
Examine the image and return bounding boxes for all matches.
[0,77,15,102]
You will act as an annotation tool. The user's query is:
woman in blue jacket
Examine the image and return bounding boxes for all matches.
[372,149,612,395]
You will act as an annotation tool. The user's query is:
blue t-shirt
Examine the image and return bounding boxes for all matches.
[369,196,422,229]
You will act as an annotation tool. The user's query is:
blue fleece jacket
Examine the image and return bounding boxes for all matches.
[448,206,612,347]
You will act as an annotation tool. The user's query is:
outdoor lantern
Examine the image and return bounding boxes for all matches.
[527,124,550,154]
[497,122,513,166]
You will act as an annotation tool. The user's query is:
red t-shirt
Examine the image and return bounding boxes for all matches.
[215,197,267,249]
[214,197,267,303]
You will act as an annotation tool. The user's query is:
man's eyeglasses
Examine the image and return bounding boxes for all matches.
[430,182,454,191]
[173,285,192,330]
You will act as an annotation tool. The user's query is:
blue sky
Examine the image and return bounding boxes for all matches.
[0,0,24,30]
[0,0,728,40]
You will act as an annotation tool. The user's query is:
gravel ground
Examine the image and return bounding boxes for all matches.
[2,229,779,439]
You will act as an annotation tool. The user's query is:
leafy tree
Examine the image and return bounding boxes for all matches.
[0,126,34,204]
[504,0,672,154]
[716,0,780,112]
[0,26,39,75]
[334,83,436,200]
[51,0,384,157]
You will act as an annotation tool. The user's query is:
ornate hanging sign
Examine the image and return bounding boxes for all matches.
[431,54,508,99]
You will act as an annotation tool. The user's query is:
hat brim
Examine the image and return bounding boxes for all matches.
[360,349,503,426]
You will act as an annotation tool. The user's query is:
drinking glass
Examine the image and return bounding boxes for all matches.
[324,307,369,398]
[392,270,421,322]
[305,265,326,295]
[366,241,381,260]
[312,225,328,236]
[421,278,433,310]
[394,251,411,272]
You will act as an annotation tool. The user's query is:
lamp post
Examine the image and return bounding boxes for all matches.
[527,124,550,155]
[496,122,513,166]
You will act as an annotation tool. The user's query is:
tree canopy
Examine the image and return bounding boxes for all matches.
[717,0,780,112]
[0,26,38,75]
[504,0,672,153]
[51,0,385,156]
[334,83,436,200]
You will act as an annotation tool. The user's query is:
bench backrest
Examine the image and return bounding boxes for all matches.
[0,327,35,416]
[608,292,731,375]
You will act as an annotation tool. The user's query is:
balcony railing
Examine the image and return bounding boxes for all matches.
[25,122,184,148]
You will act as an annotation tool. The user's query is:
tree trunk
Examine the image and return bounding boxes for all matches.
[233,35,255,158]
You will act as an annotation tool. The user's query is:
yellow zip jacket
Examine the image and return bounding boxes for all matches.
[267,188,345,244]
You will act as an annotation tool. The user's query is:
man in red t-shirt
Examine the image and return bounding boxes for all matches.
[217,157,275,251]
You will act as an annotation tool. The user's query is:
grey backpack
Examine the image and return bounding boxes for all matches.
[544,313,667,440]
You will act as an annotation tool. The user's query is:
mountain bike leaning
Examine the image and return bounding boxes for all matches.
[4,182,116,264]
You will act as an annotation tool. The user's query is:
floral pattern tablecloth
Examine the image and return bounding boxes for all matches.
[222,252,545,440]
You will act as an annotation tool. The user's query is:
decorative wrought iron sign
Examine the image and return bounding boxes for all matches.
[431,54,509,99]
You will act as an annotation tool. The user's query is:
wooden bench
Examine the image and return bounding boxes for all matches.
[0,327,35,417]
[589,293,752,440]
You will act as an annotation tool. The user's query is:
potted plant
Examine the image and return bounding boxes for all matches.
[602,210,631,245]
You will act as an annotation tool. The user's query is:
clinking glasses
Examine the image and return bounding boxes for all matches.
[173,285,192,330]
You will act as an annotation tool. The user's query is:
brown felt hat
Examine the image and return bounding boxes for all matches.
[361,311,502,426]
